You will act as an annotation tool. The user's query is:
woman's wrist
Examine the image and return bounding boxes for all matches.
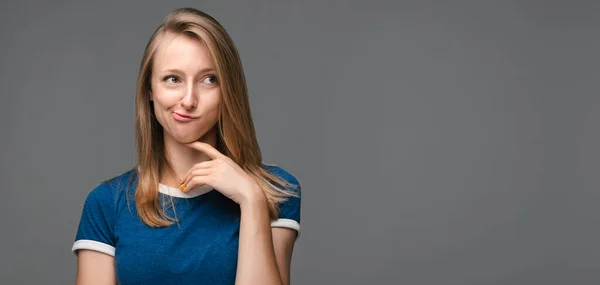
[239,186,268,209]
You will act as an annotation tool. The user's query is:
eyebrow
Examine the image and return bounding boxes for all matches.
[161,68,217,75]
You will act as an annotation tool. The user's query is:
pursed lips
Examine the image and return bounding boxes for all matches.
[173,112,199,121]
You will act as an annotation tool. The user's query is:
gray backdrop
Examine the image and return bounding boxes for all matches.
[1,0,600,284]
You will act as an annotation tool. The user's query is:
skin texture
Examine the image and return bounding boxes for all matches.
[76,33,297,285]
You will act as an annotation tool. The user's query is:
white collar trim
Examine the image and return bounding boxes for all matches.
[158,183,213,198]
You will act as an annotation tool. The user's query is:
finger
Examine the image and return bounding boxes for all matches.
[181,167,212,189]
[185,141,224,160]
[181,160,213,185]
[183,175,212,192]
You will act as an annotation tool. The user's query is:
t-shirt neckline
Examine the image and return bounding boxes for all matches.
[158,183,213,198]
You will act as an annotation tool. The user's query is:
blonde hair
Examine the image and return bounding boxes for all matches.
[133,7,296,227]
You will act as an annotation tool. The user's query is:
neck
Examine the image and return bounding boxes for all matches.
[160,127,218,187]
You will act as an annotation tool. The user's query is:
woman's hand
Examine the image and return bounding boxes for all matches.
[179,141,265,205]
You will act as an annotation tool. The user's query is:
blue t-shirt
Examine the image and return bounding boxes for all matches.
[72,164,301,284]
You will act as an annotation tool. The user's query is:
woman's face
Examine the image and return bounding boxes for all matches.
[150,33,221,144]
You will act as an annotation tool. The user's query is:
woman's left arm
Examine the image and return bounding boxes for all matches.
[236,195,297,285]
[180,142,297,285]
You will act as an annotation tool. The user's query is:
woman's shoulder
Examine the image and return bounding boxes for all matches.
[87,167,137,200]
[261,163,300,187]
[100,167,138,189]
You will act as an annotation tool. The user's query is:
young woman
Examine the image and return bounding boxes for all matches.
[72,7,301,285]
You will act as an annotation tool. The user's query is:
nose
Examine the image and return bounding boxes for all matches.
[179,84,198,109]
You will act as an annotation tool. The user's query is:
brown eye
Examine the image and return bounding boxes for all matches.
[163,75,180,84]
[202,75,217,85]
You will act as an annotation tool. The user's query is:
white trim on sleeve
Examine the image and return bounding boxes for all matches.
[72,239,116,257]
[271,218,301,240]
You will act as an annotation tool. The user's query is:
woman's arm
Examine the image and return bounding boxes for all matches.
[76,250,116,285]
[235,195,297,285]
[179,142,298,285]
[272,227,298,284]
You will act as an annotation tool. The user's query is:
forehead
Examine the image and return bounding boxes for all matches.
[153,32,215,71]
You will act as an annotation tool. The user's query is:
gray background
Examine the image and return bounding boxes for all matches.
[1,0,599,284]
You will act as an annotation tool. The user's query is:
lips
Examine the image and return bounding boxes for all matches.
[173,112,198,122]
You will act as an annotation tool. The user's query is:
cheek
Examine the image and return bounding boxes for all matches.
[152,93,182,123]
[210,96,221,115]
[212,89,222,107]
[152,89,180,108]
[202,91,222,117]
[151,96,175,126]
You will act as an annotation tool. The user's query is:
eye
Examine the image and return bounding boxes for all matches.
[163,75,180,84]
[202,75,218,85]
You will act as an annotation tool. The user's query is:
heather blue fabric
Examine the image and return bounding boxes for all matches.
[73,164,301,284]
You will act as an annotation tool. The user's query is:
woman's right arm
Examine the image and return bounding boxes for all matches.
[74,183,118,284]
[76,250,116,285]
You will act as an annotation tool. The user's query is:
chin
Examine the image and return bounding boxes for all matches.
[164,130,202,144]
[165,124,218,144]
[180,134,205,144]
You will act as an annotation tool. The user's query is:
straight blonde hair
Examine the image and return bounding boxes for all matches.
[133,7,297,227]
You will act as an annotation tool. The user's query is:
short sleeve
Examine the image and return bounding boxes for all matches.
[71,183,117,256]
[268,166,302,239]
